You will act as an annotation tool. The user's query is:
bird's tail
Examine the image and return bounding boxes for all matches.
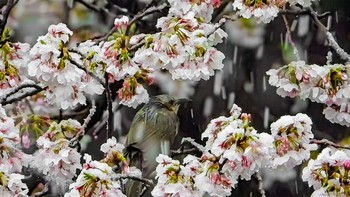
[124,145,145,197]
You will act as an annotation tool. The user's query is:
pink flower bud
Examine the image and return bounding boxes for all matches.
[343,160,350,170]
[22,134,31,149]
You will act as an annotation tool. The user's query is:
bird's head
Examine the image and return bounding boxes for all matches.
[151,94,191,113]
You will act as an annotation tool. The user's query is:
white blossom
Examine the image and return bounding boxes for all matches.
[100,137,125,154]
[269,113,317,168]
[65,154,126,197]
[232,0,281,23]
[30,120,83,187]
[302,148,350,196]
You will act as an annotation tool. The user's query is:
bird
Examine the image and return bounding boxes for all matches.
[124,94,190,197]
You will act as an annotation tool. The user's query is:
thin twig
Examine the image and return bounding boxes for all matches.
[94,3,168,43]
[255,172,266,197]
[129,40,145,52]
[282,6,300,61]
[171,148,199,157]
[105,73,114,140]
[69,102,96,147]
[69,58,106,86]
[126,3,168,35]
[25,98,34,114]
[181,138,206,153]
[83,100,96,128]
[129,3,167,25]
[93,26,116,42]
[116,174,154,187]
[311,139,350,150]
[279,9,331,20]
[75,0,117,17]
[68,48,84,57]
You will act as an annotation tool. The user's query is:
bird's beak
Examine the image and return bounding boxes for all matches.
[175,98,192,105]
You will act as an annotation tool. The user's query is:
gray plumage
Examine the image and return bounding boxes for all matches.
[125,95,187,197]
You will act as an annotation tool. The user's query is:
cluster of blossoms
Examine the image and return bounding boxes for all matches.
[0,0,229,110]
[153,104,318,196]
[232,0,315,23]
[30,119,83,188]
[0,105,29,196]
[202,104,274,181]
[269,113,317,168]
[66,137,140,197]
[0,165,28,197]
[72,0,227,108]
[28,23,104,109]
[65,154,125,197]
[302,147,350,196]
[76,15,152,108]
[0,105,29,173]
[267,61,350,126]
[133,0,226,82]
[152,154,234,197]
[0,29,30,99]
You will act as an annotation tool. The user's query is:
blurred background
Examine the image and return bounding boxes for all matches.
[7,0,350,196]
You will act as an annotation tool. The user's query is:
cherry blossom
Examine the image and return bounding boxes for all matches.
[167,0,220,22]
[302,147,350,196]
[132,3,227,81]
[117,77,149,108]
[0,105,30,173]
[232,0,315,23]
[0,28,30,99]
[28,24,104,109]
[66,139,130,197]
[0,165,28,197]
[269,113,317,168]
[267,61,350,126]
[30,119,83,188]
[65,154,126,197]
[203,104,274,181]
[232,0,281,24]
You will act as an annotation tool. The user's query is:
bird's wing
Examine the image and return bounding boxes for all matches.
[125,108,179,197]
[126,107,178,177]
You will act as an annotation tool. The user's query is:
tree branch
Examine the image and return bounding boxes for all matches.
[311,139,350,150]
[0,0,18,36]
[255,172,266,197]
[2,83,44,101]
[1,86,45,105]
[308,7,350,62]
